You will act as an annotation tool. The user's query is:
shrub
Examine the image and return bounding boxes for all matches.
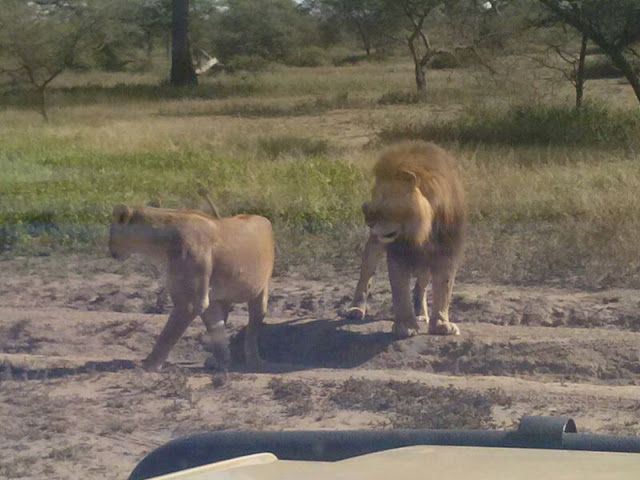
[379,104,640,148]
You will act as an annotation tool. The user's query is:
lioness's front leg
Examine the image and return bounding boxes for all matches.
[387,255,420,338]
[246,287,268,371]
[143,306,198,371]
[201,301,232,371]
[428,261,460,336]
[347,235,385,321]
[143,259,210,371]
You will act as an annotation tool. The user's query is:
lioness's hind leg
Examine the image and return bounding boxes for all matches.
[347,235,385,321]
[246,287,268,371]
[428,262,460,336]
[201,301,232,371]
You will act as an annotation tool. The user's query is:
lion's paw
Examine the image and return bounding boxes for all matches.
[429,321,460,336]
[391,320,419,338]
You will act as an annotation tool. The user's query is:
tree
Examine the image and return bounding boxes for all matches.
[170,0,197,86]
[528,24,590,109]
[313,0,400,55]
[213,0,315,63]
[0,1,91,121]
[382,0,513,92]
[538,0,640,103]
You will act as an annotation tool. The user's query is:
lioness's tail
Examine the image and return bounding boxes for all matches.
[196,187,222,219]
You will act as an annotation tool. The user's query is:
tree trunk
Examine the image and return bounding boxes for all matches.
[408,39,426,92]
[607,48,640,103]
[575,32,588,110]
[355,22,371,56]
[170,0,197,86]
[38,86,48,123]
[538,0,640,104]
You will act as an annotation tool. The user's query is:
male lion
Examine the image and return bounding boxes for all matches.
[108,204,274,371]
[347,141,466,337]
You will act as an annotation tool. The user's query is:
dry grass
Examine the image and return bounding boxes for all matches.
[329,378,511,429]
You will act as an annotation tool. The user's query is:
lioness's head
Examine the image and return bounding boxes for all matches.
[363,169,433,245]
[108,204,134,260]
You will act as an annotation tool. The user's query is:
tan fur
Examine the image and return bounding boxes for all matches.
[109,204,274,371]
[347,141,466,337]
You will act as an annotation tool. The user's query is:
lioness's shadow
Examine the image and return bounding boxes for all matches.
[228,317,396,372]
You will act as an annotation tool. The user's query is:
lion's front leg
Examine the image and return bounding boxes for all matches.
[388,255,420,338]
[347,234,385,321]
[428,262,460,336]
[413,271,430,323]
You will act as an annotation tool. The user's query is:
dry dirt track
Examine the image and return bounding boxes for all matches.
[1,254,640,479]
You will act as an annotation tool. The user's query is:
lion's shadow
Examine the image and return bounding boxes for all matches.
[228,317,395,372]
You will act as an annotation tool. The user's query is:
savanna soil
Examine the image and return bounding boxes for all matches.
[1,253,640,480]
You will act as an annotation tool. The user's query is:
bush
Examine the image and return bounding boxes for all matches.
[285,47,329,67]
[226,55,274,73]
[379,104,640,148]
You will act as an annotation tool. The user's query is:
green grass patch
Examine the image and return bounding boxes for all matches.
[0,143,368,253]
[379,104,640,149]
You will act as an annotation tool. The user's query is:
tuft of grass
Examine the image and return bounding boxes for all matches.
[329,378,511,429]
[378,90,427,105]
[379,104,640,148]
[268,378,312,416]
[258,135,330,159]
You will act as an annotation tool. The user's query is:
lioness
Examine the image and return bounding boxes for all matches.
[109,204,274,371]
[347,141,466,337]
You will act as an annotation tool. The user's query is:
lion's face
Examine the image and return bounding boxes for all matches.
[363,171,433,245]
[108,204,133,260]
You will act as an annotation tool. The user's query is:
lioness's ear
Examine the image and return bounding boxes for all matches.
[396,170,418,189]
[112,204,132,224]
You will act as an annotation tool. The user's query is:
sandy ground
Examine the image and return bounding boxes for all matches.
[1,253,640,479]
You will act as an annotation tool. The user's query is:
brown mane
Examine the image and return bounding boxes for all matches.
[374,141,466,229]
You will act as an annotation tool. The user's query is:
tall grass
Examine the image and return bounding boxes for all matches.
[379,104,640,149]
